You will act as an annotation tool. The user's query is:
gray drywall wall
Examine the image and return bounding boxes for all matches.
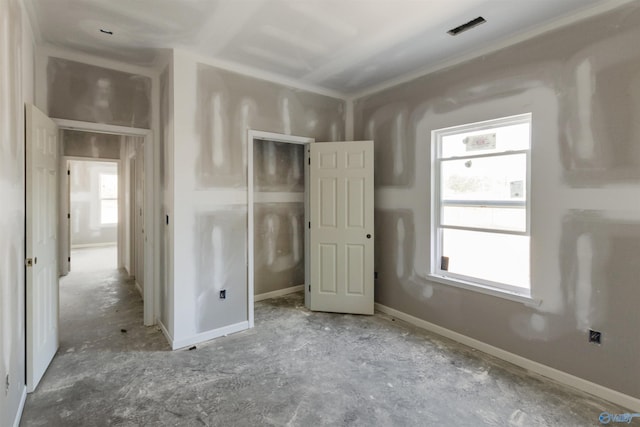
[254,202,305,295]
[195,207,248,333]
[194,63,345,188]
[46,57,151,128]
[69,161,118,247]
[354,3,640,399]
[0,0,33,424]
[63,129,121,159]
[171,50,345,344]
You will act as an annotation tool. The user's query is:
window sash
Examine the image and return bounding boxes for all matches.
[100,199,118,225]
[435,152,530,234]
[438,148,530,162]
[435,113,532,154]
[442,199,525,208]
[434,227,530,290]
[432,114,532,292]
[436,168,530,233]
[439,224,528,237]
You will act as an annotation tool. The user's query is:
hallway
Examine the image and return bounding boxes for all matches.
[21,249,168,426]
[21,264,627,426]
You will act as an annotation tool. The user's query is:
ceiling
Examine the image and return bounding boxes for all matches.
[26,0,611,96]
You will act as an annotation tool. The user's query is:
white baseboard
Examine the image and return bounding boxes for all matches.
[157,319,173,348]
[375,303,640,412]
[13,386,27,427]
[255,285,304,302]
[134,281,143,297]
[71,242,117,249]
[171,321,249,350]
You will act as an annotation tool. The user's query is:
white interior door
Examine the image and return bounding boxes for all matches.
[135,147,145,288]
[25,104,59,392]
[307,141,374,315]
[129,156,137,279]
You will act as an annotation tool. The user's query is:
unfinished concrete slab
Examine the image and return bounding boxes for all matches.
[21,267,627,426]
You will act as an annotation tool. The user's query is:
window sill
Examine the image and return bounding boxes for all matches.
[426,274,541,307]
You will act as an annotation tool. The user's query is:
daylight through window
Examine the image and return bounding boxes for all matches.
[100,173,118,225]
[432,113,531,295]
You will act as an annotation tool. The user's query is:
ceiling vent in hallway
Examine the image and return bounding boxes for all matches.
[447,16,486,36]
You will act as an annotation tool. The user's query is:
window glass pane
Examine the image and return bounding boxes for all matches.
[441,121,530,158]
[441,153,526,202]
[101,199,118,224]
[442,206,526,232]
[441,229,529,289]
[100,173,118,199]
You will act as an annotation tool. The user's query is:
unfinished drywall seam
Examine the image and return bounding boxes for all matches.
[40,44,155,80]
[346,99,354,141]
[178,49,347,101]
[347,0,638,100]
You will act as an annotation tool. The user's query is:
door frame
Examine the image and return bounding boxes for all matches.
[65,157,120,257]
[246,130,314,328]
[129,155,137,282]
[53,118,156,326]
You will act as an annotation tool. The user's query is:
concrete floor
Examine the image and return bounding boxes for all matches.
[70,244,117,272]
[21,255,626,426]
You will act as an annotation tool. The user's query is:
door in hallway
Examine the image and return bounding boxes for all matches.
[307,141,375,315]
[25,104,59,392]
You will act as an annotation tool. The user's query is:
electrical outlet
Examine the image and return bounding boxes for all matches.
[589,329,602,344]
[219,290,226,300]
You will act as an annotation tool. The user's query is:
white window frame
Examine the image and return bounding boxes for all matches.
[430,113,532,298]
[99,172,118,225]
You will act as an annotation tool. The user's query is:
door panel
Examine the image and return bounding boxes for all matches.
[346,245,365,295]
[26,104,59,392]
[319,244,338,294]
[308,141,374,315]
[346,178,365,228]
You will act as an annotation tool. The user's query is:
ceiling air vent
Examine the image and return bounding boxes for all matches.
[447,16,486,36]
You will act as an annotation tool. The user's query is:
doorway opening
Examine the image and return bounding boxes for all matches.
[247,131,314,327]
[54,120,154,327]
[247,131,376,328]
[67,159,119,272]
[25,106,156,392]
[60,130,145,288]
